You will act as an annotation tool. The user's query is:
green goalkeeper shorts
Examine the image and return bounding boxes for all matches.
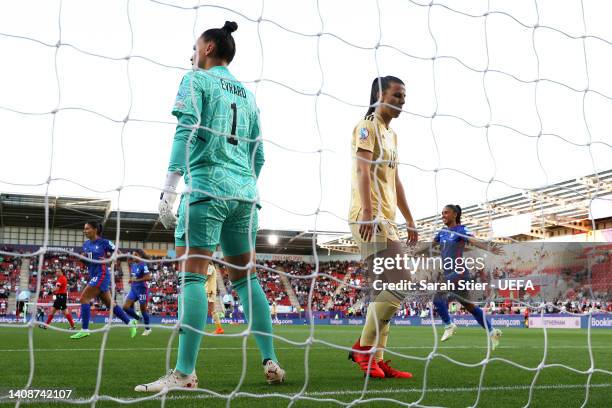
[175,196,259,256]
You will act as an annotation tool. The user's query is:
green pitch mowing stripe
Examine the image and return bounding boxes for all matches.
[0,325,610,407]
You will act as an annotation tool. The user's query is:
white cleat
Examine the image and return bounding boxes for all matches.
[441,323,457,342]
[490,328,502,351]
[142,328,152,336]
[264,360,285,384]
[134,369,198,392]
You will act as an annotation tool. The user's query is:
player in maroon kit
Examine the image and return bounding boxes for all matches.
[41,268,75,330]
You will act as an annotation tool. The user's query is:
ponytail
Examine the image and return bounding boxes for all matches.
[454,204,462,225]
[201,21,238,63]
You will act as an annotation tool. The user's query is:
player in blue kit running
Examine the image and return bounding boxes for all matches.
[135,21,283,392]
[431,205,504,349]
[122,250,152,336]
[70,221,137,339]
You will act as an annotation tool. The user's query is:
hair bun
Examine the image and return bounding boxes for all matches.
[222,21,238,34]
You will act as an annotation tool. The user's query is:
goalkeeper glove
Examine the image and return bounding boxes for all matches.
[158,172,181,229]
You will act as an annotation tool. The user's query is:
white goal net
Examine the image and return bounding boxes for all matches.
[0,0,611,407]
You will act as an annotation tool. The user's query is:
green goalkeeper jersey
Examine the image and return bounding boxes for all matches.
[168,66,264,203]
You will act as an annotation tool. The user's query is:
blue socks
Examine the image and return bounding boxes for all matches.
[232,274,277,363]
[80,303,91,330]
[433,295,452,325]
[124,307,139,320]
[124,306,150,329]
[175,272,208,375]
[470,306,493,332]
[142,311,150,329]
[80,302,140,330]
[434,293,493,332]
[112,305,131,325]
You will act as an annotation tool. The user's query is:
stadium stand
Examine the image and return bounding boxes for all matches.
[0,249,609,320]
[0,246,21,316]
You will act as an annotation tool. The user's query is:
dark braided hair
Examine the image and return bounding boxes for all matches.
[365,76,404,117]
[201,21,238,63]
[85,220,103,236]
[137,249,148,260]
[444,204,462,225]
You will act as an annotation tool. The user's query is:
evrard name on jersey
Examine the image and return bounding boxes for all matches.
[220,78,246,98]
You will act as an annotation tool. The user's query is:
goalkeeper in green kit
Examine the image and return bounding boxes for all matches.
[135,21,284,392]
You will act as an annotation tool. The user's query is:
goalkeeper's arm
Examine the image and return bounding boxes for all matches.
[167,113,200,176]
[159,114,199,228]
[249,109,265,178]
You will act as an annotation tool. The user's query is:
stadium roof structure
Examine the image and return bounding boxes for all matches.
[0,194,112,231]
[318,170,612,254]
[0,193,331,255]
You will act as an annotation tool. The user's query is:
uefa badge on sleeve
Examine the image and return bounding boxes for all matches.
[359,127,369,140]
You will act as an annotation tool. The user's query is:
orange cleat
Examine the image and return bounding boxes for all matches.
[378,360,413,379]
[348,338,385,378]
[213,327,224,335]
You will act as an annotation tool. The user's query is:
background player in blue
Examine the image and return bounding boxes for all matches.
[432,205,504,349]
[135,21,283,392]
[122,250,152,336]
[70,221,137,339]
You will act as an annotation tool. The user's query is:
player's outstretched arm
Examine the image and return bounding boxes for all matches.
[466,236,504,255]
[135,274,152,283]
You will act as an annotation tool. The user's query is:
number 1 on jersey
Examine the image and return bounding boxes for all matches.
[228,103,238,145]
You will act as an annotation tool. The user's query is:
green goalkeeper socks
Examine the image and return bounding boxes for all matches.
[175,272,208,375]
[232,274,278,363]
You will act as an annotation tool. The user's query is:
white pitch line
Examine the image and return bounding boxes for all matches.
[141,383,612,398]
[189,382,612,397]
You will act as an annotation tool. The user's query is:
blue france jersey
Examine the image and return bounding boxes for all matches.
[130,262,149,289]
[434,225,472,278]
[82,238,115,276]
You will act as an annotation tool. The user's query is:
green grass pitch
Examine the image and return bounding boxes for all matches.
[0,324,610,407]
